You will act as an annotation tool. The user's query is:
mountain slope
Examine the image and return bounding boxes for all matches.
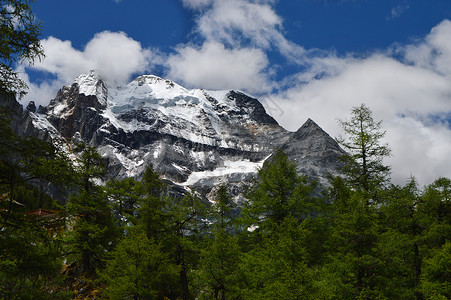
[280,118,346,185]
[3,71,345,195]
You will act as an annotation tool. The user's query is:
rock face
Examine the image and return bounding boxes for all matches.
[280,118,346,185]
[2,71,345,197]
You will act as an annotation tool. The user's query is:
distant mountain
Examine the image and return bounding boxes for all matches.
[2,70,345,198]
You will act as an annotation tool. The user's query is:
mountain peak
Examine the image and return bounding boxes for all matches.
[280,118,346,184]
[34,71,345,190]
[74,70,108,106]
[293,118,330,139]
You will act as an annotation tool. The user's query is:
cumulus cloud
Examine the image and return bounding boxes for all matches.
[167,42,271,93]
[167,0,304,91]
[402,19,451,76]
[194,0,304,59]
[263,20,451,186]
[21,31,154,105]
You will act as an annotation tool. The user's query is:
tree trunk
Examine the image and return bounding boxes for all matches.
[176,244,191,300]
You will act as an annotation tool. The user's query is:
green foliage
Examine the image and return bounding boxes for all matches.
[325,187,386,299]
[239,217,320,300]
[0,0,44,96]
[106,177,142,230]
[196,186,241,299]
[0,109,73,298]
[244,148,320,232]
[0,109,72,218]
[165,193,207,300]
[0,213,67,299]
[102,229,178,300]
[337,103,391,194]
[421,242,451,299]
[107,164,208,299]
[65,144,118,274]
[236,150,330,299]
[2,100,451,299]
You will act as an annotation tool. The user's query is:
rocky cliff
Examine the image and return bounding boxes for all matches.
[2,71,345,198]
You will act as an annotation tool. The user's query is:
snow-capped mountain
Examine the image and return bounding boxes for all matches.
[3,70,345,197]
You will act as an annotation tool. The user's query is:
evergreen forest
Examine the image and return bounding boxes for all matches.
[1,2,451,298]
[1,101,451,300]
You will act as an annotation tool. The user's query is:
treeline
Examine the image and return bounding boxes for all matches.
[1,104,451,300]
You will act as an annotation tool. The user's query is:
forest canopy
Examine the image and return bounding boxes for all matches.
[1,103,451,299]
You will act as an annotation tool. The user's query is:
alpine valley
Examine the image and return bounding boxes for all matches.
[3,70,345,199]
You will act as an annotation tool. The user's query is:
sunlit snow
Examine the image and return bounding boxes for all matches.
[181,158,266,186]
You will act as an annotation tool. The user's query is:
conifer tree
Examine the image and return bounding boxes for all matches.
[421,241,451,299]
[0,111,72,298]
[130,164,207,299]
[239,149,325,298]
[102,229,177,300]
[106,177,142,230]
[196,185,241,299]
[65,144,118,274]
[0,0,44,96]
[377,179,425,299]
[243,148,319,232]
[337,103,391,195]
[324,187,384,299]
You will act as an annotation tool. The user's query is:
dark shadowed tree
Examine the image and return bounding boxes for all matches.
[65,144,118,274]
[0,0,44,96]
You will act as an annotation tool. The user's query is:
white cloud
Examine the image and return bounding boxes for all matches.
[403,20,451,76]
[181,0,212,10]
[167,0,304,91]
[387,3,410,20]
[263,20,451,186]
[183,0,305,62]
[196,0,281,48]
[21,31,154,105]
[167,42,271,93]
[17,66,66,107]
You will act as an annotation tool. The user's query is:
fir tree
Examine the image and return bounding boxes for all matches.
[337,103,391,196]
[196,185,241,299]
[0,0,44,96]
[65,144,118,274]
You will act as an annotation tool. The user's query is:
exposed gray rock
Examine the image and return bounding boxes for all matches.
[4,72,346,200]
[26,101,36,113]
[280,118,346,185]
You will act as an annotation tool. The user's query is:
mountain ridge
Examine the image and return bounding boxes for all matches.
[2,70,345,198]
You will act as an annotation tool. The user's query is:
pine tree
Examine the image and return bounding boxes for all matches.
[323,179,385,299]
[421,241,451,299]
[238,149,326,299]
[238,216,319,299]
[0,0,44,96]
[0,212,67,299]
[0,111,72,299]
[243,148,319,232]
[196,185,241,299]
[417,177,451,299]
[133,165,207,299]
[377,179,425,299]
[337,103,391,196]
[102,229,177,300]
[106,177,142,230]
[65,144,118,274]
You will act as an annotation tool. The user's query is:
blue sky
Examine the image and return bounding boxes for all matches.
[19,0,451,185]
[29,0,450,82]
